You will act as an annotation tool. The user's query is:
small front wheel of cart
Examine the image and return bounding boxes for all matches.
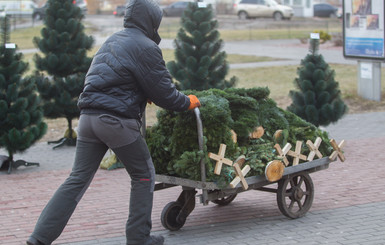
[211,194,237,206]
[161,201,186,231]
[277,172,314,219]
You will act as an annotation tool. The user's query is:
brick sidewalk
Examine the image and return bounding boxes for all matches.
[1,112,385,245]
[68,201,385,245]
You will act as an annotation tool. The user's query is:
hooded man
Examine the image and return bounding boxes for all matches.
[26,0,200,244]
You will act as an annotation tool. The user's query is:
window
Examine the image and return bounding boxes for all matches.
[240,0,258,4]
[293,0,302,6]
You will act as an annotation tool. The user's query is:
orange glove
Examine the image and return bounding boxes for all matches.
[187,95,201,110]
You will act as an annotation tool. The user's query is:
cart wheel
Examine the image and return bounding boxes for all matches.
[161,201,186,231]
[212,194,237,206]
[277,172,314,219]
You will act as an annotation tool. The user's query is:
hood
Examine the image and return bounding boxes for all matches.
[277,4,293,11]
[123,0,163,44]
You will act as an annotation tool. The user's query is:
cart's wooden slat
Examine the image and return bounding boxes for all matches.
[283,156,331,175]
[155,157,333,191]
[232,157,332,190]
[155,174,220,190]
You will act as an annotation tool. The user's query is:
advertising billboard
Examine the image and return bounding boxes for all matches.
[343,0,385,60]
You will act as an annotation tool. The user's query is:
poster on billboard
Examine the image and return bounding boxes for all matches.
[343,0,384,60]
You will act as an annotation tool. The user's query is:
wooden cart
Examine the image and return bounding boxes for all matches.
[154,108,334,231]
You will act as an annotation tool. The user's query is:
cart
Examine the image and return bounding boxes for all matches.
[154,108,334,231]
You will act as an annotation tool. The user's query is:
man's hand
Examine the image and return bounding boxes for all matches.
[188,95,201,110]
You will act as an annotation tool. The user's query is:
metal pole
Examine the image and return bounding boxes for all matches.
[193,107,209,205]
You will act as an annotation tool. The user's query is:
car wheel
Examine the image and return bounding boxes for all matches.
[329,12,337,18]
[273,12,283,21]
[238,11,248,20]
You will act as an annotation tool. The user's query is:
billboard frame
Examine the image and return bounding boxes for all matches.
[343,0,385,61]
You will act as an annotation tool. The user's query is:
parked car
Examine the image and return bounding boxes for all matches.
[0,0,37,18]
[313,3,338,18]
[234,0,293,20]
[73,0,87,14]
[32,3,47,20]
[162,1,191,17]
[113,5,125,17]
[33,0,87,20]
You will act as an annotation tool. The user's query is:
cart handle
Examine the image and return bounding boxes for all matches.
[193,107,204,152]
[193,108,205,182]
[194,108,209,204]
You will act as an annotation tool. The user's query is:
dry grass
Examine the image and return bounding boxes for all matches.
[41,63,385,143]
[228,64,385,113]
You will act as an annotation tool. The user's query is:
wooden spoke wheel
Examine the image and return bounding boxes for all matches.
[211,194,237,206]
[161,201,186,231]
[277,172,314,219]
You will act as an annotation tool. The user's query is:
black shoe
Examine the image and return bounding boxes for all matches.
[147,235,164,245]
[26,236,45,245]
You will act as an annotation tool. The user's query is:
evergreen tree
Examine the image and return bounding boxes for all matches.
[0,15,47,173]
[33,0,94,148]
[287,38,347,127]
[167,2,236,90]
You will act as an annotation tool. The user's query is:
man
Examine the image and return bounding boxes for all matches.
[26,0,200,244]
[354,0,371,15]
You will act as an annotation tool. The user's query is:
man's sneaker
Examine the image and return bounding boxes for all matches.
[147,235,164,245]
[26,236,45,245]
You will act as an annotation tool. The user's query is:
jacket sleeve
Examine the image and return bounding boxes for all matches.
[134,44,190,112]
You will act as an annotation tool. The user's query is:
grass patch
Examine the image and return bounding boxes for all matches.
[21,46,100,76]
[158,28,342,41]
[22,52,36,76]
[162,48,280,64]
[225,27,341,41]
[10,25,42,50]
[10,24,100,50]
[43,63,385,141]
[227,64,385,113]
[10,19,342,49]
[10,19,382,130]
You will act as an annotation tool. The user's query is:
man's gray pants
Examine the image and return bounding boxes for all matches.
[30,114,156,245]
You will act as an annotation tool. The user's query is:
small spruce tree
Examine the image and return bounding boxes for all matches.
[287,38,347,127]
[33,0,94,148]
[0,15,47,173]
[167,2,236,90]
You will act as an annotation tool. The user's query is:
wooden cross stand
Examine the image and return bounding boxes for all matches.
[230,156,250,190]
[209,145,250,190]
[329,139,346,162]
[274,143,291,166]
[306,137,323,161]
[287,141,307,166]
[208,144,234,175]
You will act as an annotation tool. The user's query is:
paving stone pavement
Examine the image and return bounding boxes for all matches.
[1,111,385,245]
[67,201,385,245]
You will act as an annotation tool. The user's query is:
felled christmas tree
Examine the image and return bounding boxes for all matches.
[33,0,94,148]
[146,88,333,187]
[167,2,236,90]
[287,37,347,127]
[0,15,47,173]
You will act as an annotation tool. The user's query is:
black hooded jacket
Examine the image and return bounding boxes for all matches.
[78,0,190,119]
